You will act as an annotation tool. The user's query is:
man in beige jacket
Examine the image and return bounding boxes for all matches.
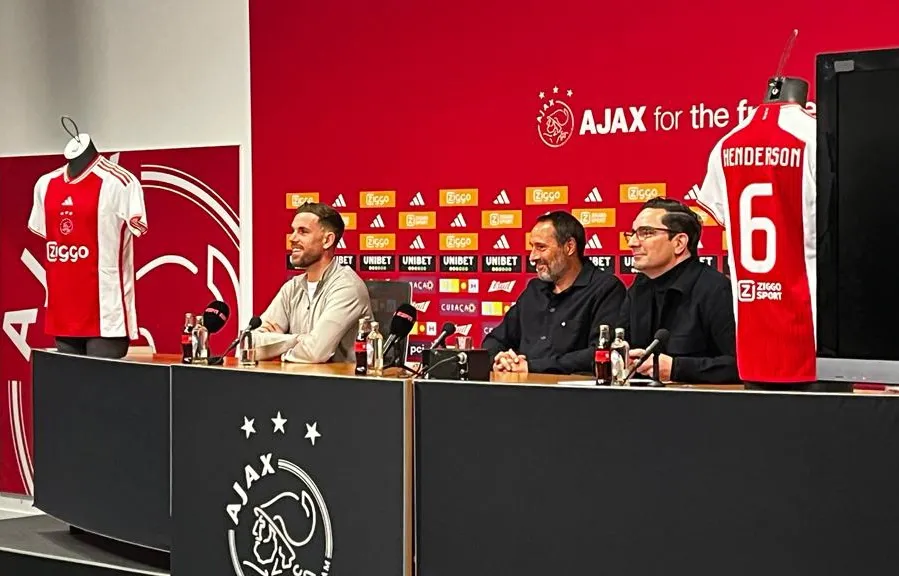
[257,202,372,363]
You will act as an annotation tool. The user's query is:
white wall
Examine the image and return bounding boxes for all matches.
[0,0,252,316]
[0,0,252,508]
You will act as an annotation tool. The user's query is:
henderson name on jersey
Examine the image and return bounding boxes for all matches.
[695,102,817,383]
[27,155,149,340]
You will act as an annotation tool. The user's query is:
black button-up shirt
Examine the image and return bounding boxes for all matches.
[618,257,737,383]
[482,259,626,374]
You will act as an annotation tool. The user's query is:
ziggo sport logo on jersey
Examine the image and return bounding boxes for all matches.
[46,241,90,263]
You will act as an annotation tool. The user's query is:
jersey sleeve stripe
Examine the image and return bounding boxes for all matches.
[98,159,133,186]
[129,216,149,236]
[98,162,129,187]
[117,225,133,340]
[99,157,133,181]
[694,197,726,227]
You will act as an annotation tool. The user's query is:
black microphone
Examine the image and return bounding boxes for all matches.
[428,322,456,350]
[625,328,670,382]
[209,315,262,366]
[202,300,230,334]
[383,304,417,355]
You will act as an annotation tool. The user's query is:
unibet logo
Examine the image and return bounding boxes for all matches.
[439,188,478,206]
[619,183,666,203]
[399,211,437,229]
[526,186,568,205]
[359,190,396,208]
[575,208,616,228]
[439,233,478,251]
[285,192,320,208]
[360,233,396,251]
[481,210,522,229]
[47,242,90,263]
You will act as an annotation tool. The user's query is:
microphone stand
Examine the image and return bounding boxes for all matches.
[386,343,422,377]
[648,348,665,387]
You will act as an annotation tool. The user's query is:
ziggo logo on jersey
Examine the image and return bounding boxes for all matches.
[46,242,91,263]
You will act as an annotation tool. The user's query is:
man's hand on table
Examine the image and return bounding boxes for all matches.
[493,349,528,373]
[628,349,673,382]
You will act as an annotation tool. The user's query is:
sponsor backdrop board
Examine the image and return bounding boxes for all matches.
[0,146,240,494]
[171,367,407,576]
[249,1,897,358]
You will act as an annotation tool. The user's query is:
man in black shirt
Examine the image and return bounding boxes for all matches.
[620,197,737,384]
[483,211,626,374]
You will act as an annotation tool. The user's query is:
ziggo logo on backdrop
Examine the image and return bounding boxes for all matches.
[535,85,818,148]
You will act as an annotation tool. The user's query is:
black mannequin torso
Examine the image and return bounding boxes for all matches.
[66,136,99,180]
[763,76,809,106]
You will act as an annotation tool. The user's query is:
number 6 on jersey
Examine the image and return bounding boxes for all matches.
[739,183,776,274]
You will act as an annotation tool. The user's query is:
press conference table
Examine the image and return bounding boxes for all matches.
[30,350,899,576]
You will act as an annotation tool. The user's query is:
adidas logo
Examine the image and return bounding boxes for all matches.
[450,214,467,227]
[337,237,347,249]
[684,184,700,201]
[333,194,347,208]
[61,196,74,207]
[493,189,511,205]
[698,238,704,249]
[410,191,425,206]
[584,187,603,203]
[409,235,426,250]
[488,280,516,293]
[412,301,430,313]
[370,214,385,228]
[493,235,510,250]
[455,323,472,336]
[586,234,602,250]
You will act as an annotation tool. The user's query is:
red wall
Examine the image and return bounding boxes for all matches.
[250,1,897,345]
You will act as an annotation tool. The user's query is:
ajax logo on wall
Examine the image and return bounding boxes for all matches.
[226,412,333,576]
[537,86,576,148]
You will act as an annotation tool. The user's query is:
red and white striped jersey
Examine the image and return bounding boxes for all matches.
[28,156,148,339]
[696,103,817,383]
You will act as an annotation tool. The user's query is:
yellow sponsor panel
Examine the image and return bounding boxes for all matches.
[525,186,568,205]
[359,190,396,208]
[439,188,478,206]
[481,210,522,229]
[439,278,460,293]
[341,212,357,230]
[690,206,719,226]
[286,234,293,250]
[722,230,728,251]
[481,302,505,316]
[439,233,479,251]
[285,192,320,208]
[398,211,437,229]
[619,183,666,203]
[573,208,616,228]
[359,233,396,251]
[619,232,632,251]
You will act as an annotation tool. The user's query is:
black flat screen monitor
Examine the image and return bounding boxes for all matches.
[817,46,899,382]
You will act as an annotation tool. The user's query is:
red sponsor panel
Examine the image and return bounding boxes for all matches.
[0,146,239,494]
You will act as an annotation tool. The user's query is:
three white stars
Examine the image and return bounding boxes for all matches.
[538,87,574,99]
[239,412,321,446]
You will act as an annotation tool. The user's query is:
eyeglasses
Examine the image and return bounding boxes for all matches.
[622,226,674,241]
